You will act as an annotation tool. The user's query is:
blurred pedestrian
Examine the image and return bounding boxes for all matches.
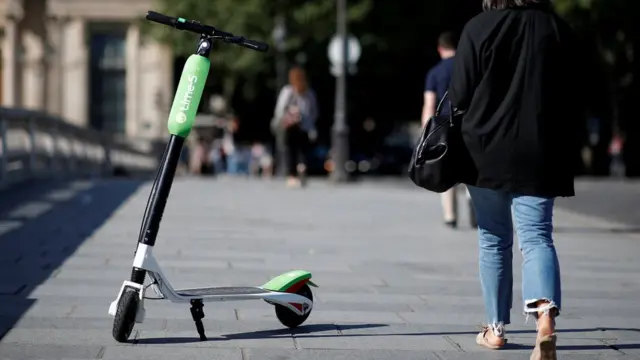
[449,0,587,358]
[422,31,476,229]
[190,135,212,175]
[249,142,274,178]
[271,66,319,188]
[222,117,240,174]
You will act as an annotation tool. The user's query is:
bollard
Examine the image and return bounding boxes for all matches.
[51,121,60,178]
[0,118,7,183]
[27,117,37,176]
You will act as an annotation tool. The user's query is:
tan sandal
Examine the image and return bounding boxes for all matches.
[476,325,507,350]
[530,334,557,360]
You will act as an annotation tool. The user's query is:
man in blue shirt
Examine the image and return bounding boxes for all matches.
[422,31,457,123]
[421,31,476,229]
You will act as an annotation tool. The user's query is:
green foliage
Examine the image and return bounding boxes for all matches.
[554,0,638,75]
[140,0,638,135]
[553,0,593,15]
[553,0,640,130]
[145,0,372,100]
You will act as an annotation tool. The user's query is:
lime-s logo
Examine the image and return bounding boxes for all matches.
[176,74,198,124]
[180,75,198,112]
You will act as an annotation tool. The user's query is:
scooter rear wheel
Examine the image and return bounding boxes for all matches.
[275,284,313,328]
[112,287,139,342]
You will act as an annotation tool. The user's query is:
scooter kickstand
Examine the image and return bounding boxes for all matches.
[189,299,207,341]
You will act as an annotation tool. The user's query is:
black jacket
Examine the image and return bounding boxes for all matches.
[449,4,587,197]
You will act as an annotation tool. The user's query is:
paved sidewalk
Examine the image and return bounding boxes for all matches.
[0,177,639,359]
[555,178,640,228]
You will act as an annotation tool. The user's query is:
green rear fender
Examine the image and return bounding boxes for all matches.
[261,270,318,292]
[167,54,211,138]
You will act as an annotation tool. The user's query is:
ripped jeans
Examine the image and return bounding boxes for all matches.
[467,186,561,333]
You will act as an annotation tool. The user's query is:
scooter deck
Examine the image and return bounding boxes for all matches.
[176,286,271,297]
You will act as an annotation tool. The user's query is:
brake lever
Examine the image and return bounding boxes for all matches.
[210,34,268,52]
[212,34,239,43]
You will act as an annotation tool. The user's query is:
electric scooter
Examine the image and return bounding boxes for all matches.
[108,11,317,343]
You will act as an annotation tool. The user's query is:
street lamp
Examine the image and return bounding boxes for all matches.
[271,14,288,176]
[271,14,287,90]
[328,0,361,182]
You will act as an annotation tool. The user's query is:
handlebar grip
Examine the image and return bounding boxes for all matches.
[146,11,178,27]
[239,38,269,52]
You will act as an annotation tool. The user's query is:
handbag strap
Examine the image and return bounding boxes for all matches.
[435,90,460,119]
[435,91,451,117]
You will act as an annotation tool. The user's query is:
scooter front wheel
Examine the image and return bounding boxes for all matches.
[112,287,139,342]
[275,284,313,328]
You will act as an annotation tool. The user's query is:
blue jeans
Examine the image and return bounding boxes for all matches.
[467,186,561,330]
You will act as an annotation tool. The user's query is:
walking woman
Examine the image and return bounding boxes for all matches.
[449,0,586,359]
[272,66,319,188]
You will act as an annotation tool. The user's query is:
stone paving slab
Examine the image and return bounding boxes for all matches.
[0,177,639,359]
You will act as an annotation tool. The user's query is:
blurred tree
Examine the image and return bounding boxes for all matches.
[145,0,373,103]
[554,0,640,176]
[554,0,637,114]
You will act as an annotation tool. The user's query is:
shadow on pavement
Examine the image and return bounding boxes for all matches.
[134,323,640,352]
[134,323,389,344]
[554,226,640,234]
[0,178,145,339]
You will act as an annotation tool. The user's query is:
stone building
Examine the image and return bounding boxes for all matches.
[0,0,174,140]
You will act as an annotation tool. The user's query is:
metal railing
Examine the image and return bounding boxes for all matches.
[0,107,159,189]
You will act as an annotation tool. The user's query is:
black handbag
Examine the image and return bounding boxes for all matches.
[408,91,476,193]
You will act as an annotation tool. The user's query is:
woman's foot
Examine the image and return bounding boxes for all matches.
[530,302,557,360]
[286,177,302,188]
[476,325,507,350]
[530,334,557,360]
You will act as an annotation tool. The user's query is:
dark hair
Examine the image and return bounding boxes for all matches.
[482,0,549,11]
[437,31,458,50]
[288,65,308,93]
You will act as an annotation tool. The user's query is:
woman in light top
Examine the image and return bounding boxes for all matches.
[272,66,319,187]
